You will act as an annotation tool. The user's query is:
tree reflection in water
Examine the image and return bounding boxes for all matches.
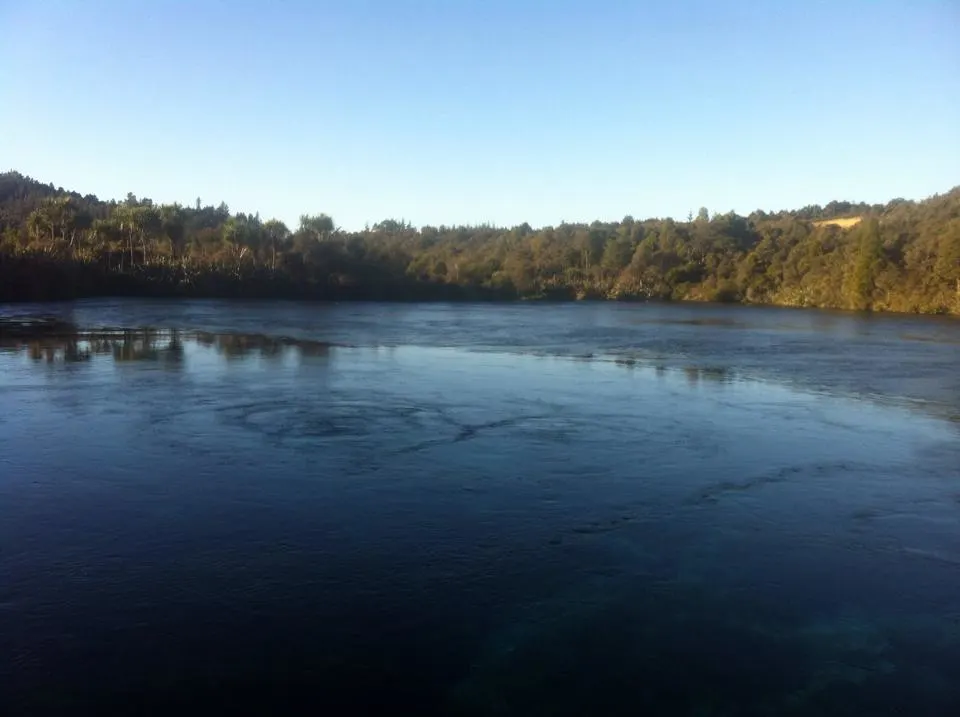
[0,318,333,367]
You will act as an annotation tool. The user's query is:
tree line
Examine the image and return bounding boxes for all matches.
[1,171,958,313]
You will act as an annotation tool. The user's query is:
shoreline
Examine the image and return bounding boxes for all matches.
[1,290,956,319]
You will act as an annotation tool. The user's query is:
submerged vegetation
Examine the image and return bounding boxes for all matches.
[1,171,958,313]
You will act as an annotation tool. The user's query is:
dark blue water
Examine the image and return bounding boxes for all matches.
[2,300,959,716]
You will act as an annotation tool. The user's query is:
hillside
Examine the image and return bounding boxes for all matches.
[1,172,958,314]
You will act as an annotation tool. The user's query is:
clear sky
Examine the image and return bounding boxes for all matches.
[1,0,958,230]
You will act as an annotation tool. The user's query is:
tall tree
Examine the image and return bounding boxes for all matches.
[263,219,290,272]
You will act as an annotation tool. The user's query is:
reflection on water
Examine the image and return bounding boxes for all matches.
[682,364,734,384]
[193,330,333,360]
[614,358,736,385]
[0,327,788,398]
[0,327,332,365]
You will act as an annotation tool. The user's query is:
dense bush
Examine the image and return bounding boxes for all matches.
[2,172,958,313]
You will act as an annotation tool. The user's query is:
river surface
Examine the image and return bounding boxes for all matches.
[2,300,959,716]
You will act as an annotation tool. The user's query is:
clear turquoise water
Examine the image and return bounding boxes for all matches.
[2,300,959,715]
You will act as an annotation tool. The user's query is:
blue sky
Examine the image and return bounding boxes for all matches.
[1,0,957,230]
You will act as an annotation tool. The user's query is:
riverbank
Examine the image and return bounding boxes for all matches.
[2,256,956,317]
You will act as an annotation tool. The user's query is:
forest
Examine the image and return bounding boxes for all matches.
[1,171,958,314]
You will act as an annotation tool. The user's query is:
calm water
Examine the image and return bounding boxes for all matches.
[2,300,959,716]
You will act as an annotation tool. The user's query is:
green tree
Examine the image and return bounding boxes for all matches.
[161,204,187,261]
[263,219,290,271]
[844,219,883,309]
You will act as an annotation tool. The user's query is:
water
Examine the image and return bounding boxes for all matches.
[1,300,959,716]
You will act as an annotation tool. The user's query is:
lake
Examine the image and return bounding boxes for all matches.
[2,299,959,716]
